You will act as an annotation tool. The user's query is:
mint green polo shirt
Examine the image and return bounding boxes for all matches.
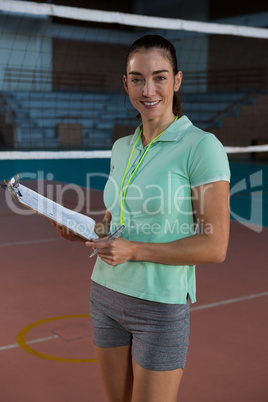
[91,116,230,304]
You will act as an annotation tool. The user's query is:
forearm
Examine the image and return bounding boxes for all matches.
[87,182,230,267]
[131,233,228,266]
[130,181,229,266]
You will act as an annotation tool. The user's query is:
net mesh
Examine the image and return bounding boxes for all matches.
[0,0,267,160]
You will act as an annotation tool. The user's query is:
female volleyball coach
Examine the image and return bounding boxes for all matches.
[55,35,230,402]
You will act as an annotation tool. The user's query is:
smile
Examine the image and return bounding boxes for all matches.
[141,100,161,108]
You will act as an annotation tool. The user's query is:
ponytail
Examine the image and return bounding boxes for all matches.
[173,92,183,117]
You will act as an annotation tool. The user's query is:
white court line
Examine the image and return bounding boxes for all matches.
[0,237,62,247]
[0,291,267,353]
[0,145,267,159]
[0,150,112,160]
[191,291,268,311]
[0,335,59,352]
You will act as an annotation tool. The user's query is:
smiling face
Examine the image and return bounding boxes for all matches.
[124,49,182,125]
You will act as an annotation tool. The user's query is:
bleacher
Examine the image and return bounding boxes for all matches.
[1,91,139,150]
[0,89,260,150]
[181,91,256,129]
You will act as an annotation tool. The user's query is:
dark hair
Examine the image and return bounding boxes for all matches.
[125,34,182,118]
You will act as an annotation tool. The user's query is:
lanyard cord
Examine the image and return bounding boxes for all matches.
[119,117,178,225]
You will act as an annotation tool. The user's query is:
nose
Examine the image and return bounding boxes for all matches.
[142,79,156,97]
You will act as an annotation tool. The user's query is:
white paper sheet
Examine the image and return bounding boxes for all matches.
[17,183,98,240]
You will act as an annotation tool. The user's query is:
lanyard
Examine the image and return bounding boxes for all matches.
[119,117,178,225]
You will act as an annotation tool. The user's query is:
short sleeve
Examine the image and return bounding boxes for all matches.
[188,134,230,188]
[109,143,115,174]
[109,138,121,174]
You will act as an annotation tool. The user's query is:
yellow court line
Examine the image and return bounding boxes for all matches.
[16,314,97,363]
[15,292,268,361]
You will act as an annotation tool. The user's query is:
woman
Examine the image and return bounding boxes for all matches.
[56,35,230,402]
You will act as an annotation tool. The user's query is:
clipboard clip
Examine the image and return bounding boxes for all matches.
[1,173,22,198]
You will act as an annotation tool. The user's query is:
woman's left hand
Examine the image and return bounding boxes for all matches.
[85,237,135,265]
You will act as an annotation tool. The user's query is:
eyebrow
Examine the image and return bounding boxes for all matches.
[128,69,169,76]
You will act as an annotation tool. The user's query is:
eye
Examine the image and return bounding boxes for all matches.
[131,78,142,84]
[155,75,166,81]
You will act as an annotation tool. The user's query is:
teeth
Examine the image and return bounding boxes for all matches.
[143,101,159,106]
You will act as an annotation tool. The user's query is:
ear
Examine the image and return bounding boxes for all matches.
[174,71,183,92]
[123,75,129,94]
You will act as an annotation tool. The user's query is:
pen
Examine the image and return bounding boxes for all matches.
[89,225,125,258]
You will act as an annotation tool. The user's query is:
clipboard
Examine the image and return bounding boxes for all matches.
[1,174,99,241]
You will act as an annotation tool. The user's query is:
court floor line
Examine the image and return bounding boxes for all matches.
[191,291,268,311]
[0,335,59,352]
[0,238,63,247]
[0,290,267,353]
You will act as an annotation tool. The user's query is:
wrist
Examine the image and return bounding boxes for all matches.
[130,241,139,261]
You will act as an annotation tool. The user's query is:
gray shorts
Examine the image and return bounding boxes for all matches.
[89,281,190,371]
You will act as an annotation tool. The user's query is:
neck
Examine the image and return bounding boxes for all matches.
[141,115,177,146]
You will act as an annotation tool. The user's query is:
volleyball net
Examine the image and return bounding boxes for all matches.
[0,0,267,160]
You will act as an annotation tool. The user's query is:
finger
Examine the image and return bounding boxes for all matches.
[86,239,110,249]
[85,241,96,247]
[85,240,110,250]
[57,227,66,235]
[99,256,114,265]
[97,249,112,257]
[100,255,118,266]
[85,241,96,250]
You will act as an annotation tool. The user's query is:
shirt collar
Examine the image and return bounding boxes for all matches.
[129,115,192,146]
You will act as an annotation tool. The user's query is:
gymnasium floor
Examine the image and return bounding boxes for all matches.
[0,161,267,402]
